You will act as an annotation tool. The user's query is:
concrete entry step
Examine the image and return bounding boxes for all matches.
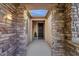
[27,40,51,56]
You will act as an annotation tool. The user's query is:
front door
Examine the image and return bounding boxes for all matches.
[38,23,44,39]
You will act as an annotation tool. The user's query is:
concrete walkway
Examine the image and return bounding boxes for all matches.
[27,40,51,56]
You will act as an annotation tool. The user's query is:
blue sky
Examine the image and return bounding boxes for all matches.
[30,9,48,17]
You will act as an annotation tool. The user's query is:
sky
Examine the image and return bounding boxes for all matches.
[30,9,48,17]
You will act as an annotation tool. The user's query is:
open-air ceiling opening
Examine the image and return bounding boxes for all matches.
[29,9,48,17]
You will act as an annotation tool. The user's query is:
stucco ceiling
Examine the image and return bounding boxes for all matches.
[12,3,65,18]
[23,3,58,10]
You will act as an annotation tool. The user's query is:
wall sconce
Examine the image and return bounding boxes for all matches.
[4,14,12,20]
[3,14,12,26]
[6,14,12,20]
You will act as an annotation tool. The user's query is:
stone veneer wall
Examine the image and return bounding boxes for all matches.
[64,3,79,56]
[51,4,65,56]
[0,4,30,56]
[64,4,72,41]
[0,4,17,56]
[64,4,72,55]
[71,4,79,44]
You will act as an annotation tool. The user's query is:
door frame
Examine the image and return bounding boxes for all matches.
[32,20,45,40]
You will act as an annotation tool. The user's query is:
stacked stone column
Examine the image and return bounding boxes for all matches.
[14,5,28,56]
[51,4,65,56]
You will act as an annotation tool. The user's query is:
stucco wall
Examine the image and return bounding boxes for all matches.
[45,11,53,47]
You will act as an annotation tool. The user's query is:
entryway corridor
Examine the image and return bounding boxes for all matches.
[1,3,79,56]
[26,40,51,56]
